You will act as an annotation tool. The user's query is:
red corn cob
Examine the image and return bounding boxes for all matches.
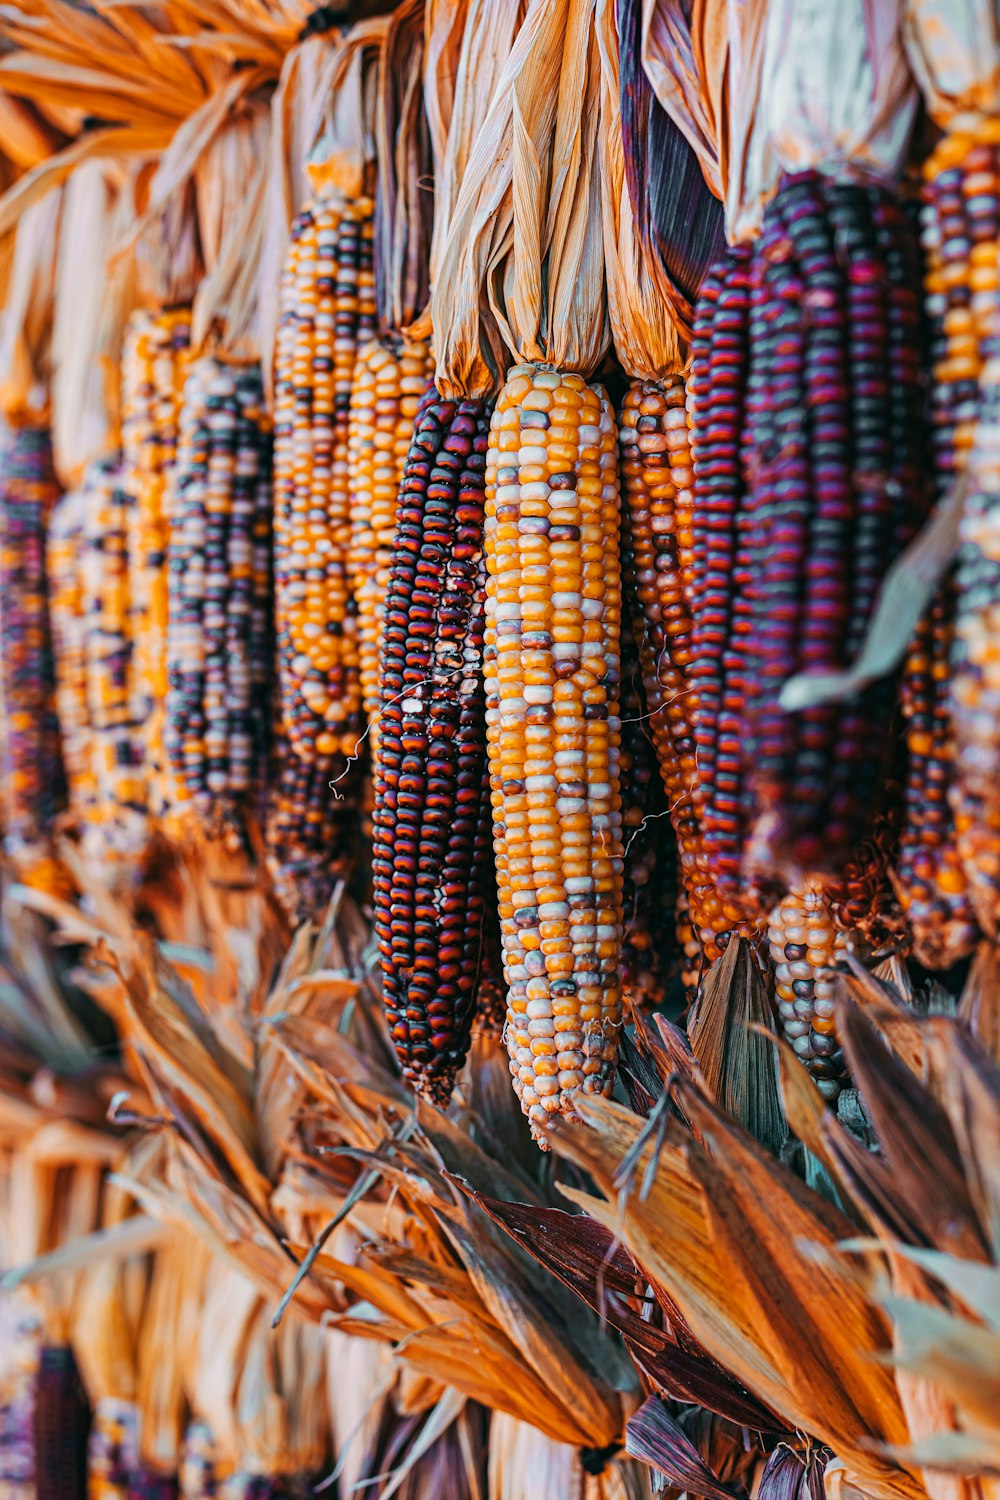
[372,391,493,1101]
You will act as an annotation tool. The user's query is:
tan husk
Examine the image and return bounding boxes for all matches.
[639,0,729,201]
[594,0,682,379]
[901,0,1000,126]
[0,185,61,420]
[429,0,608,396]
[376,0,434,336]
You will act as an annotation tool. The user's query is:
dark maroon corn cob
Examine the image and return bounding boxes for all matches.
[264,726,362,925]
[0,422,64,857]
[372,392,493,1102]
[473,878,506,1041]
[33,1344,90,1500]
[127,1473,179,1500]
[743,174,932,880]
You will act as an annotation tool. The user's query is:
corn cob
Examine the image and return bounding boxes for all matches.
[0,422,64,859]
[472,890,506,1040]
[485,364,624,1139]
[951,357,1000,939]
[88,1398,139,1500]
[128,1471,179,1499]
[32,1344,90,1500]
[897,586,979,966]
[164,359,272,836]
[618,623,670,1009]
[80,456,149,858]
[372,391,493,1101]
[743,175,930,880]
[47,489,93,822]
[120,307,191,820]
[767,884,850,1099]
[264,727,360,925]
[620,369,764,963]
[273,198,377,762]
[347,337,434,749]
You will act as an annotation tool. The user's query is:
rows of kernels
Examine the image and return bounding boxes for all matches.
[618,623,669,1009]
[164,359,272,832]
[88,1398,139,1500]
[372,394,493,1101]
[264,728,360,925]
[80,456,149,858]
[767,884,849,1099]
[347,336,434,749]
[0,422,63,856]
[897,588,979,965]
[47,490,95,819]
[120,307,191,818]
[273,198,377,761]
[484,364,625,1139]
[952,353,1000,938]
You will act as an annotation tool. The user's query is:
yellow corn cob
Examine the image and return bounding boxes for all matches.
[273,197,377,762]
[767,884,850,1100]
[120,307,191,822]
[347,337,434,751]
[484,363,625,1140]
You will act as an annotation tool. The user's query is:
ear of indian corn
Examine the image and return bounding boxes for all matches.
[273,197,377,762]
[47,488,95,827]
[897,583,979,966]
[0,421,64,862]
[767,884,850,1100]
[485,364,625,1140]
[120,307,191,822]
[347,337,434,750]
[80,455,149,860]
[164,358,272,836]
[88,1400,139,1500]
[372,391,493,1101]
[619,370,764,964]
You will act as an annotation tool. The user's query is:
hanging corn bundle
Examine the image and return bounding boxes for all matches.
[902,8,1000,942]
[367,0,521,1103]
[347,0,436,753]
[272,42,381,765]
[419,0,629,1137]
[164,359,272,839]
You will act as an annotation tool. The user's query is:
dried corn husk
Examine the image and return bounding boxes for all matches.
[50,159,142,486]
[489,1413,653,1500]
[639,0,728,199]
[902,0,1000,125]
[0,188,61,421]
[376,0,434,336]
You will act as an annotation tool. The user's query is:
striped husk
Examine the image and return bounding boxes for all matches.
[372,390,493,1101]
[485,364,624,1140]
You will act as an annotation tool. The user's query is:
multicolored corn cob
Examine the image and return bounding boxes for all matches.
[618,623,670,1009]
[485,364,625,1139]
[742,175,930,880]
[264,727,360,925]
[347,338,434,751]
[120,307,191,819]
[80,456,149,859]
[47,488,96,824]
[88,1398,139,1500]
[897,586,979,966]
[0,422,64,859]
[951,355,1000,939]
[619,369,763,963]
[32,1344,90,1500]
[767,884,850,1099]
[372,391,492,1101]
[273,197,377,762]
[164,359,272,836]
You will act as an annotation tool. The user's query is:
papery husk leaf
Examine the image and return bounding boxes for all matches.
[136,1231,212,1473]
[639,0,727,200]
[687,939,786,1157]
[304,20,386,202]
[958,945,1000,1068]
[617,0,724,345]
[548,1096,923,1500]
[0,93,61,168]
[625,1395,744,1500]
[901,0,1000,127]
[415,0,523,343]
[594,0,681,378]
[921,1021,1000,1263]
[757,0,918,181]
[376,0,434,335]
[51,157,142,484]
[0,184,60,418]
[184,1256,258,1467]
